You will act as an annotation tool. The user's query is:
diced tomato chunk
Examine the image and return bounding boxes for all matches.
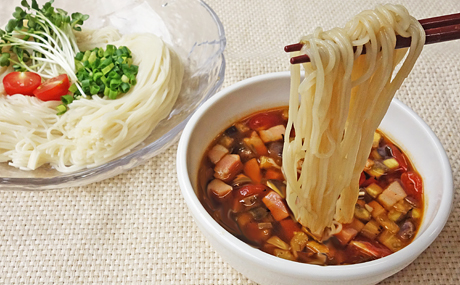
[278,219,301,241]
[265,168,284,180]
[262,191,290,221]
[214,154,243,183]
[400,171,423,200]
[248,112,283,131]
[387,144,408,171]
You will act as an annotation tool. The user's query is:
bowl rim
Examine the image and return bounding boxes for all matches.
[177,71,454,280]
[0,0,227,190]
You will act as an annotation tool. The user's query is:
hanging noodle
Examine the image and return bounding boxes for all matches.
[283,4,425,237]
[0,29,183,172]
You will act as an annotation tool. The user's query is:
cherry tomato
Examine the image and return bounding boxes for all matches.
[33,74,70,101]
[248,112,283,131]
[234,184,267,201]
[3,72,42,96]
[401,171,423,200]
[387,144,408,171]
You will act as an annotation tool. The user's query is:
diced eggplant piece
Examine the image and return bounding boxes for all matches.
[231,174,252,187]
[387,209,405,222]
[249,207,269,221]
[208,144,229,164]
[397,220,415,240]
[224,125,238,137]
[267,141,283,165]
[393,199,413,214]
[354,204,372,222]
[259,125,286,143]
[266,179,286,198]
[377,230,405,252]
[237,144,257,162]
[207,179,233,198]
[360,220,382,240]
[214,154,244,183]
[243,131,268,156]
[375,213,400,234]
[306,240,329,255]
[218,135,234,149]
[378,181,407,209]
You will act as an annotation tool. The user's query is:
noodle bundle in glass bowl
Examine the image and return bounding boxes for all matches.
[0,0,226,189]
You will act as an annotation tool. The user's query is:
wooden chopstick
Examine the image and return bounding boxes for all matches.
[286,12,460,64]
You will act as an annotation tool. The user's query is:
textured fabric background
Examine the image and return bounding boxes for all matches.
[1,0,460,284]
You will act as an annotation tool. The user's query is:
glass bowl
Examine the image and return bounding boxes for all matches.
[0,0,226,190]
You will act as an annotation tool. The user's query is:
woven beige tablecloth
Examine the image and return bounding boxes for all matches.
[1,0,460,284]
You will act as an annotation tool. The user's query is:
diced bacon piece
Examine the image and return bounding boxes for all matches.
[207,144,229,164]
[207,179,233,198]
[262,191,290,221]
[378,181,407,209]
[244,131,268,156]
[259,125,286,143]
[214,154,243,183]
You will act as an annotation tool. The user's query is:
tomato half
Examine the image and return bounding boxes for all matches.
[248,112,283,131]
[401,171,423,200]
[33,74,70,101]
[3,72,42,96]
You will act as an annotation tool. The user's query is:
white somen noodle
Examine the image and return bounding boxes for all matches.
[0,29,183,172]
[283,4,425,237]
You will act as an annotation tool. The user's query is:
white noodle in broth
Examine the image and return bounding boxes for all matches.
[0,30,183,172]
[283,4,425,237]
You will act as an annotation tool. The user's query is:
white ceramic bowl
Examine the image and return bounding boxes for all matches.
[176,72,453,285]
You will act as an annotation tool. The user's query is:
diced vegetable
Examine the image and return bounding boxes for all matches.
[273,249,296,261]
[354,204,372,222]
[360,220,382,240]
[290,231,308,253]
[214,154,244,183]
[377,230,405,252]
[365,183,383,198]
[231,174,252,187]
[397,220,415,240]
[387,144,408,171]
[235,122,250,133]
[207,179,233,198]
[208,144,229,164]
[259,125,286,143]
[375,214,400,234]
[278,219,301,241]
[387,209,404,222]
[265,179,286,198]
[392,199,413,214]
[411,208,422,219]
[259,156,281,169]
[372,132,381,148]
[306,240,329,255]
[265,168,284,180]
[244,131,268,156]
[378,181,407,209]
[367,200,386,218]
[244,158,262,183]
[218,135,234,149]
[266,236,290,250]
[262,191,290,221]
[383,158,399,170]
[334,219,364,245]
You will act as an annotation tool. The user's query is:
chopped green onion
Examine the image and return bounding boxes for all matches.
[61,94,74,105]
[56,104,67,115]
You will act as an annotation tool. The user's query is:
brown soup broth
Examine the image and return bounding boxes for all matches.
[197,107,423,265]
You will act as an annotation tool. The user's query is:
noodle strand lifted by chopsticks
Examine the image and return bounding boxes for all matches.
[283,4,425,237]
